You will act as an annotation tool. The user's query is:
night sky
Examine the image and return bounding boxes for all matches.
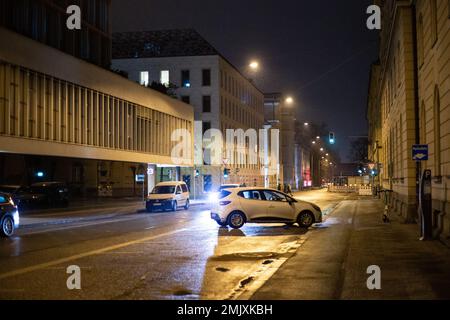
[112,0,379,162]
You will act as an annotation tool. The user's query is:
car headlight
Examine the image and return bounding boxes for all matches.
[13,210,19,224]
[208,192,219,202]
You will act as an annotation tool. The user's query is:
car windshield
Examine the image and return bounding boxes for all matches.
[0,194,9,203]
[152,186,175,194]
[218,190,231,199]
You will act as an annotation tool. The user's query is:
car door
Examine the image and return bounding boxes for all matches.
[175,185,184,205]
[237,189,266,221]
[262,190,296,221]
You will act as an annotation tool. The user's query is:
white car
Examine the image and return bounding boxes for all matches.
[146,181,190,212]
[210,187,322,229]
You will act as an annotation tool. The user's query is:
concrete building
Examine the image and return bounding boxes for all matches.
[0,1,194,198]
[112,29,266,195]
[264,93,316,190]
[367,0,449,242]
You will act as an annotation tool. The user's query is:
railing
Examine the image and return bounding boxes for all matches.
[328,184,374,195]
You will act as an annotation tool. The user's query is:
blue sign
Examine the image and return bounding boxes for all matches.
[135,174,145,182]
[412,145,428,161]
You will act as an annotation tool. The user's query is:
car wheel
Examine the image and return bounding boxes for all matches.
[227,211,246,229]
[1,216,15,237]
[297,211,315,228]
[172,200,178,212]
[184,199,190,210]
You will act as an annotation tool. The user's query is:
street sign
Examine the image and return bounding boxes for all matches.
[135,174,145,182]
[412,145,429,161]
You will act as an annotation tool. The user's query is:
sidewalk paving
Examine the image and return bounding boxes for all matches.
[251,197,450,300]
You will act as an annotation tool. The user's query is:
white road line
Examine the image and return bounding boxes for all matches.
[0,228,187,280]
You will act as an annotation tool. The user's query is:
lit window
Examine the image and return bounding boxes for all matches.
[160,70,170,86]
[140,71,149,86]
[181,70,190,88]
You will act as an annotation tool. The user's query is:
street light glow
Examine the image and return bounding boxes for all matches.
[304,122,309,126]
[249,61,259,70]
[285,96,294,104]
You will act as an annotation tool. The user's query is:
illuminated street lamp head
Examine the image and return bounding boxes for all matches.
[285,96,294,104]
[304,122,309,126]
[249,61,259,70]
[312,141,316,144]
[316,136,320,140]
[326,153,329,156]
[320,148,324,151]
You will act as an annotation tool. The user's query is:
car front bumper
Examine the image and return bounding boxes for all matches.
[211,212,226,224]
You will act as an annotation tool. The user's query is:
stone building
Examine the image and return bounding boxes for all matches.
[367,0,449,242]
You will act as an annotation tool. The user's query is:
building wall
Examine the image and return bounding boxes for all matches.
[368,0,450,242]
[0,27,194,166]
[416,0,450,240]
[0,0,112,69]
[112,54,266,194]
[378,4,418,222]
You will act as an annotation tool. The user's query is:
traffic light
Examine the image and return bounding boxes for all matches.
[329,132,335,145]
[223,168,230,178]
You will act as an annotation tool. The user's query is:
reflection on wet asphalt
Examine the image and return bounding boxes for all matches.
[0,189,349,300]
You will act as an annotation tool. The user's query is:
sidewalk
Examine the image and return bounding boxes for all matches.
[251,197,450,300]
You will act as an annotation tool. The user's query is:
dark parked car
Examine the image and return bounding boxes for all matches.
[0,182,69,210]
[0,192,19,237]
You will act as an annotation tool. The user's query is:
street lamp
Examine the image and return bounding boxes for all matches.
[320,148,324,151]
[304,122,309,126]
[249,61,259,71]
[285,96,294,105]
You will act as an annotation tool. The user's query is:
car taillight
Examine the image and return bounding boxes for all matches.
[219,201,231,206]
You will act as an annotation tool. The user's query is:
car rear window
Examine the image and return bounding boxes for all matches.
[218,190,231,199]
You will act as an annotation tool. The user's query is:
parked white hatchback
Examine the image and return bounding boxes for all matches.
[146,181,190,212]
[210,187,322,229]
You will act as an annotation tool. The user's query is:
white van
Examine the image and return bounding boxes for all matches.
[146,181,190,212]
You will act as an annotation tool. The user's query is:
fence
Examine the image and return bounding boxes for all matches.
[328,184,374,196]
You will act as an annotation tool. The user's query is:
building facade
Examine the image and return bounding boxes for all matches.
[368,0,449,242]
[112,29,266,195]
[0,1,194,197]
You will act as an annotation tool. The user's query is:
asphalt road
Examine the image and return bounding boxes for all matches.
[0,189,352,300]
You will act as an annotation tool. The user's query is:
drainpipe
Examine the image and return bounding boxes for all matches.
[411,0,421,221]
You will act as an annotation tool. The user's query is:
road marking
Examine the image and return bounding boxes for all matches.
[0,228,187,280]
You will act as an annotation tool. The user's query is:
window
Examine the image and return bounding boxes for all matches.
[433,86,441,178]
[263,191,288,202]
[139,71,149,86]
[203,175,213,192]
[181,96,190,104]
[202,96,211,113]
[238,190,262,200]
[160,70,169,86]
[202,121,211,135]
[431,0,438,46]
[181,184,188,193]
[202,69,211,86]
[181,70,190,88]
[219,190,232,199]
[418,14,424,66]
